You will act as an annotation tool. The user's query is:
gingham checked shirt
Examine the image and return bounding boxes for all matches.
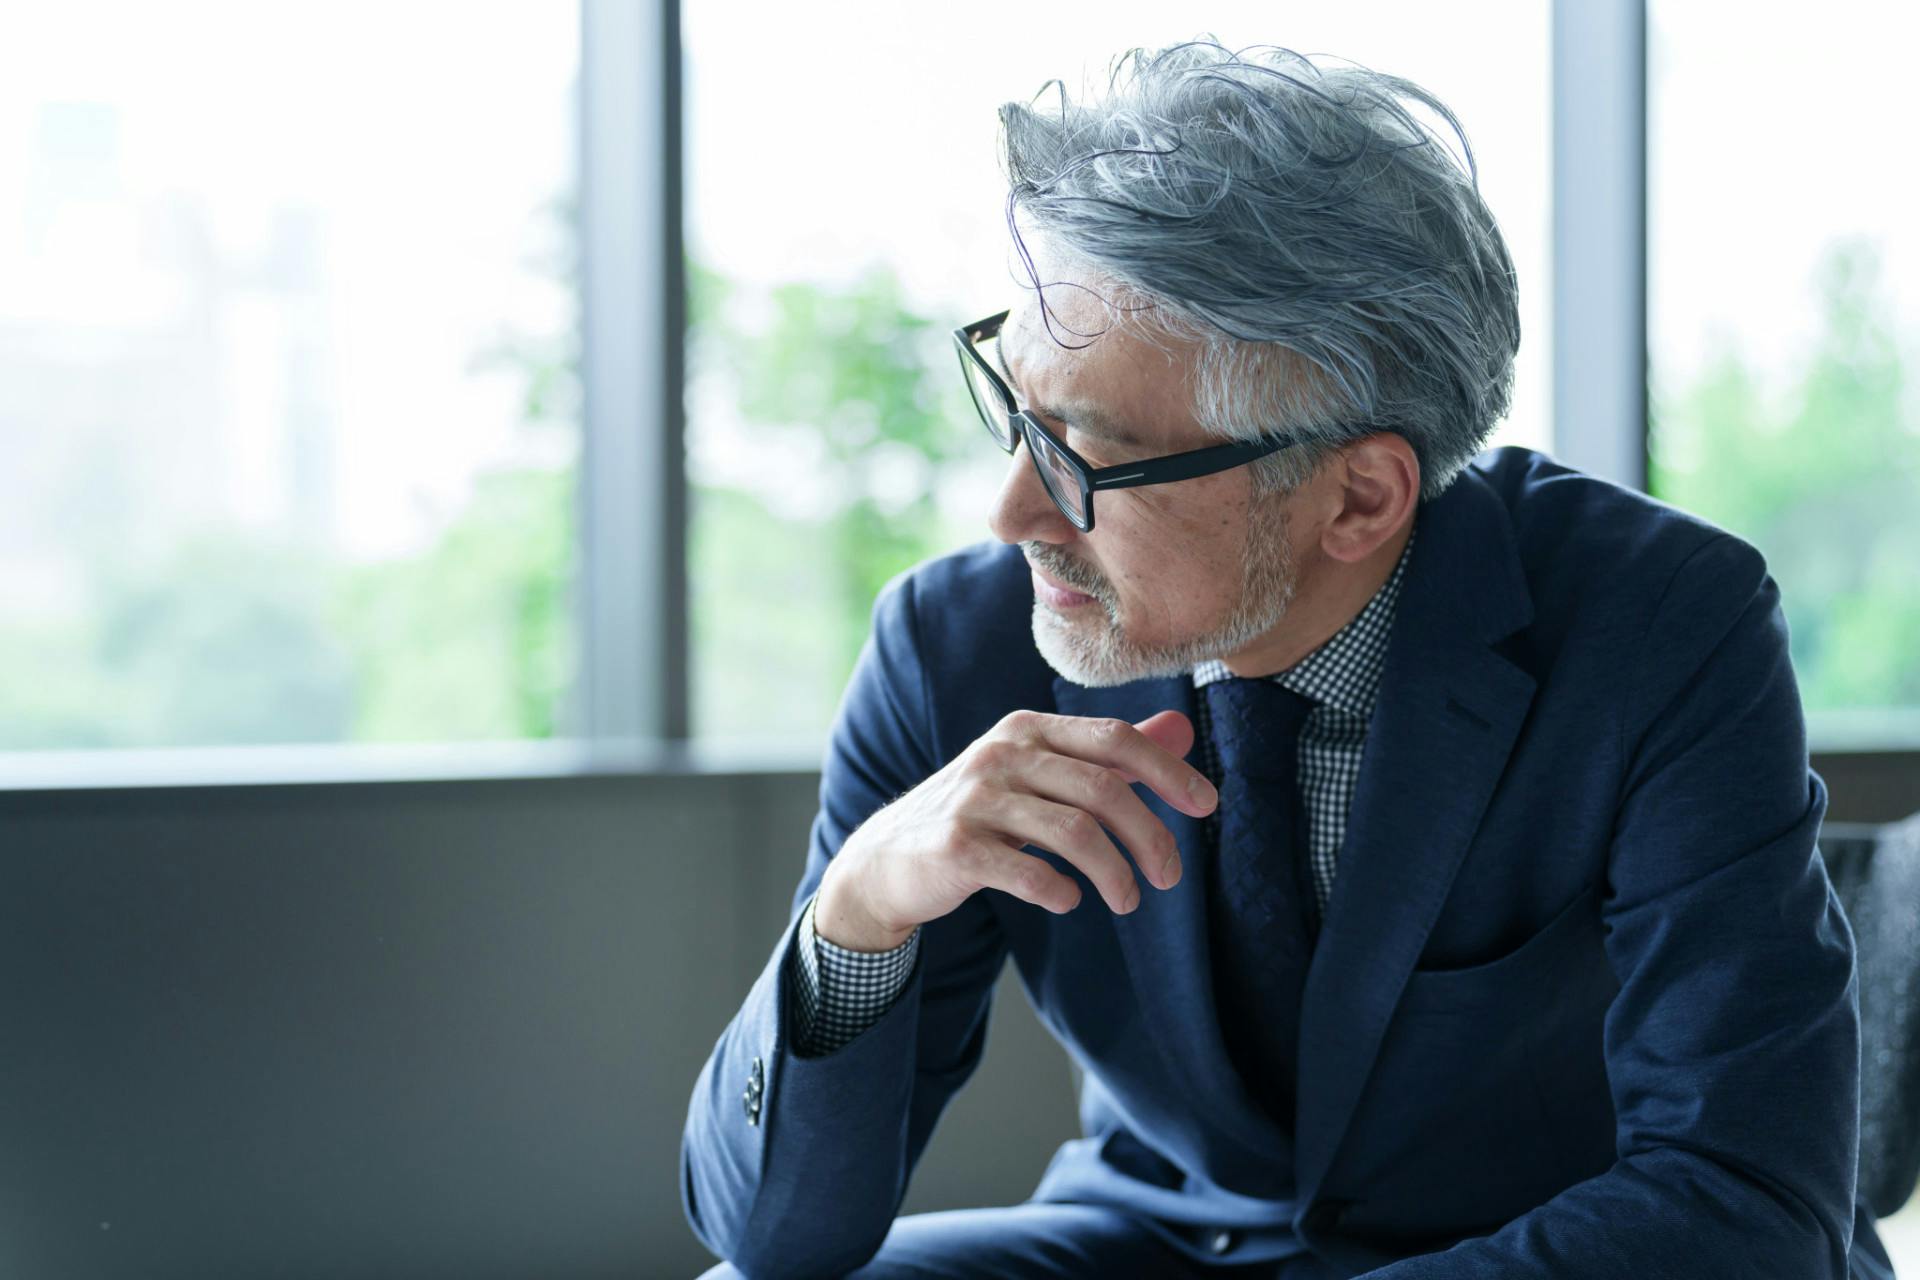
[789,523,1418,1057]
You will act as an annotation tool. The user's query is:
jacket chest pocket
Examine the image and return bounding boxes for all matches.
[1395,880,1607,1018]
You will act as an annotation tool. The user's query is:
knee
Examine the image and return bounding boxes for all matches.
[694,1265,743,1279]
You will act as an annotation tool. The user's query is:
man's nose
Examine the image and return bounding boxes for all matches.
[987,439,1077,546]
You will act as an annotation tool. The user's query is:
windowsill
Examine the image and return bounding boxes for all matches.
[0,718,1912,794]
[0,735,827,793]
[1807,708,1920,754]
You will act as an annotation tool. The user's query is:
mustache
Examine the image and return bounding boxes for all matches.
[1025,547,1102,597]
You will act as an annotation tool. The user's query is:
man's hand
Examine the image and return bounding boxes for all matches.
[814,708,1216,951]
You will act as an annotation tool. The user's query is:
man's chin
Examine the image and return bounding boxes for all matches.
[1032,604,1196,689]
[1032,604,1121,688]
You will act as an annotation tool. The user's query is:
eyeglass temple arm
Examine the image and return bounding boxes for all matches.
[1088,436,1300,489]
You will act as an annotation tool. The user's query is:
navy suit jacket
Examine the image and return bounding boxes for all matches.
[682,446,1880,1277]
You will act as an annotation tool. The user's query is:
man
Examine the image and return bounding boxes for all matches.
[682,39,1891,1279]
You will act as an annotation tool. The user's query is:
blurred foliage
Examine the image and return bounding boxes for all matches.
[326,464,574,742]
[1649,236,1920,715]
[319,186,579,744]
[687,258,981,740]
[689,483,843,744]
[13,211,1908,755]
[0,195,580,751]
[0,443,575,751]
[326,187,582,742]
[0,536,357,750]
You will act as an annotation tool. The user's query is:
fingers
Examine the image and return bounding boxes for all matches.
[963,834,1086,916]
[1054,753,1185,891]
[969,710,1214,917]
[1055,714,1217,819]
[980,790,1145,915]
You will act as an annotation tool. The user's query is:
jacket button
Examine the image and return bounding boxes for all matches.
[1207,1228,1234,1255]
[743,1056,766,1124]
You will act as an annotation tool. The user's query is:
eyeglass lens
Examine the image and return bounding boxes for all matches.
[1026,423,1086,526]
[963,329,1087,527]
[960,331,1015,449]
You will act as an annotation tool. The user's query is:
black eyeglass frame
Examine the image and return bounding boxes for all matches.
[953,308,1308,532]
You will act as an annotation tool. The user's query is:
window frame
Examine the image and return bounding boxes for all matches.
[9,0,1917,788]
[577,0,688,747]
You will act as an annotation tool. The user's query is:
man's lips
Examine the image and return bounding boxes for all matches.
[1030,564,1097,607]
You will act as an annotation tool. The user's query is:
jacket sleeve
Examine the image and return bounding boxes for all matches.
[793,888,922,1057]
[679,568,1012,1278]
[1362,533,1861,1279]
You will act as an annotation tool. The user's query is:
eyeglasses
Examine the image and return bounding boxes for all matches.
[952,308,1306,532]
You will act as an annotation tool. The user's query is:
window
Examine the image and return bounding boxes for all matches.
[1648,1,1920,752]
[0,2,581,751]
[683,3,1550,750]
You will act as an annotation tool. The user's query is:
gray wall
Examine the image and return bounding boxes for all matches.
[2,751,1913,1278]
[0,770,1079,1279]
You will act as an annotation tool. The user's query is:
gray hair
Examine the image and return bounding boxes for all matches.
[996,37,1521,503]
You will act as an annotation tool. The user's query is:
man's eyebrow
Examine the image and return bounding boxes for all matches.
[993,333,1144,447]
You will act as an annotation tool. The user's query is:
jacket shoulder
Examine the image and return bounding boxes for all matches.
[1467,445,1769,621]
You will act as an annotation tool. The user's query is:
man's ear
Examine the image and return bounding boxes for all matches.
[1318,432,1420,565]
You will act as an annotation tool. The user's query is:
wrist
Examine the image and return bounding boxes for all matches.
[816,858,914,953]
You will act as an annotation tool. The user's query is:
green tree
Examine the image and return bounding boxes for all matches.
[0,191,581,752]
[328,465,574,741]
[687,259,981,742]
[1650,237,1920,716]
[326,190,580,742]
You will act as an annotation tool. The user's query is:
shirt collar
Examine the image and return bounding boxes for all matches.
[1190,519,1417,720]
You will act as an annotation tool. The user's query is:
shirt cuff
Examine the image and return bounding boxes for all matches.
[792,888,921,1056]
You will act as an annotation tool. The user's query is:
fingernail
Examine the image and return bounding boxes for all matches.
[1187,773,1215,809]
[1160,851,1182,887]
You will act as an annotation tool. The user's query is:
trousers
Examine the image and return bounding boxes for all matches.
[693,1201,1338,1279]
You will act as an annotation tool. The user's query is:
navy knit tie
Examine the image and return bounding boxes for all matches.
[1202,676,1319,1133]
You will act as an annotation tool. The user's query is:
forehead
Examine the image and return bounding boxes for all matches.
[999,298,1192,449]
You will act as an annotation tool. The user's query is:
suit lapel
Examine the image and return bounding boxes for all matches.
[1049,468,1536,1203]
[1293,471,1536,1203]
